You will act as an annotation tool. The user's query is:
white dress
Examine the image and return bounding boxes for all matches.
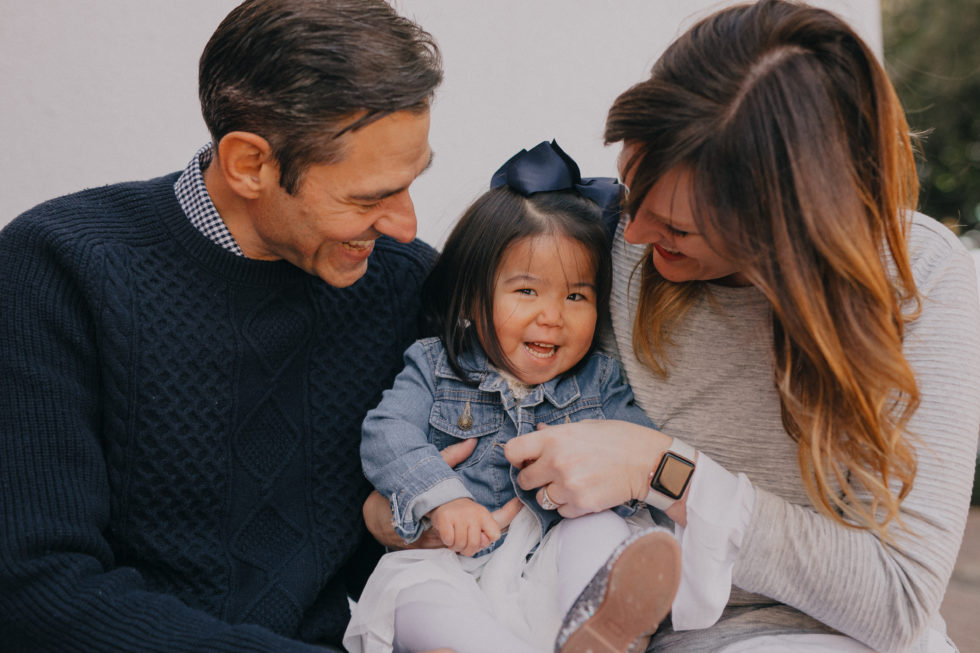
[344,507,561,653]
[344,508,658,653]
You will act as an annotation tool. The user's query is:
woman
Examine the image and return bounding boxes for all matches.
[504,1,980,651]
[367,1,980,651]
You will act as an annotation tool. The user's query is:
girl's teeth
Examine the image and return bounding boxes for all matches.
[525,342,557,359]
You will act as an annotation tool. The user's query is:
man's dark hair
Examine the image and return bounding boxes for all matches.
[199,0,442,193]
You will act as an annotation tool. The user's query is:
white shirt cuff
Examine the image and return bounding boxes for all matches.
[670,452,755,630]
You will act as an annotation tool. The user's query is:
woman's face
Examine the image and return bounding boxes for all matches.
[619,152,750,286]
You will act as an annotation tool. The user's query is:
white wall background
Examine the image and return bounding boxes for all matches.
[0,1,880,247]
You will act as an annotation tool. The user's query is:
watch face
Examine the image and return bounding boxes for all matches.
[654,453,694,499]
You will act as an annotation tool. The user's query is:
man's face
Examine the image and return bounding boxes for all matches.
[244,109,432,287]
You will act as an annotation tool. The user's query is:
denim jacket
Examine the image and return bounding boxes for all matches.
[360,337,656,555]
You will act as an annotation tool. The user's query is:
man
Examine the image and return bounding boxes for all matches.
[0,1,441,650]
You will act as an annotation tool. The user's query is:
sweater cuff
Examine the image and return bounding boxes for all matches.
[670,452,755,630]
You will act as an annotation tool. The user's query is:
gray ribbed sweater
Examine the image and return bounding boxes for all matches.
[606,213,980,653]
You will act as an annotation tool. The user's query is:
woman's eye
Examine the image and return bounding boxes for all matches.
[567,292,587,301]
[667,225,689,237]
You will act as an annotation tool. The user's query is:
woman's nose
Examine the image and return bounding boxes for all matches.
[623,214,662,245]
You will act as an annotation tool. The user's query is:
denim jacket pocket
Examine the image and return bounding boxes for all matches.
[535,397,605,426]
[428,393,504,468]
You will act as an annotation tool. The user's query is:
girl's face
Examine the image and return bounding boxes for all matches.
[619,151,750,286]
[490,233,598,386]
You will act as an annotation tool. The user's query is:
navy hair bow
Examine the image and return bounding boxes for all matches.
[490,140,622,226]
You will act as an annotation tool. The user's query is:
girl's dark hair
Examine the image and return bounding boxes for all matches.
[422,187,611,383]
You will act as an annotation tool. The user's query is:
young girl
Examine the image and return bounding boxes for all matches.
[344,141,681,653]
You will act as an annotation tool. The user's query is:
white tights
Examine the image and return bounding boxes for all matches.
[391,510,631,653]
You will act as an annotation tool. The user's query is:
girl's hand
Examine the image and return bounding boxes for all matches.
[504,419,672,518]
[362,438,523,549]
[427,497,500,556]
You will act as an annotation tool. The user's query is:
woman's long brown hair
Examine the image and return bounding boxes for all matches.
[606,0,921,537]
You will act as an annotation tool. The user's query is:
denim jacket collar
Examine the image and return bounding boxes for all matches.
[432,343,583,409]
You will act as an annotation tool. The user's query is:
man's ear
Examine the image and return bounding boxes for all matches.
[214,131,278,199]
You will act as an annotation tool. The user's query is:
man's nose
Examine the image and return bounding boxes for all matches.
[375,191,417,243]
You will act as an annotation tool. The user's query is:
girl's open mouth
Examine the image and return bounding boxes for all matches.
[525,342,557,359]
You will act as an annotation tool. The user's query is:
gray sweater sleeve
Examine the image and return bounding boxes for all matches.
[731,217,980,652]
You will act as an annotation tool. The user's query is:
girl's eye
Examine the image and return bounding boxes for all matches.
[567,292,587,302]
[517,288,536,296]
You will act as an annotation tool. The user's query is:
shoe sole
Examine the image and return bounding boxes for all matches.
[558,531,681,653]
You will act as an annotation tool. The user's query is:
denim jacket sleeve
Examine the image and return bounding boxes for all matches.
[360,340,474,543]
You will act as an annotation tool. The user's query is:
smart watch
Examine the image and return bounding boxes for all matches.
[644,438,697,511]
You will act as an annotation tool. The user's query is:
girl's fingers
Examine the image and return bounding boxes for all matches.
[440,521,455,550]
[482,513,501,542]
[470,522,483,556]
[492,497,523,530]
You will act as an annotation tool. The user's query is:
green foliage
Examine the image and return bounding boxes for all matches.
[973,461,979,506]
[883,0,980,230]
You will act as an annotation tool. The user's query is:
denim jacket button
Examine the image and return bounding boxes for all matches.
[457,401,474,430]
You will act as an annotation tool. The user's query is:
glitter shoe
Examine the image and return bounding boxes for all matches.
[554,529,681,653]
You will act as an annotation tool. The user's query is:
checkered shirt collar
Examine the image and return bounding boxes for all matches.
[174,143,244,256]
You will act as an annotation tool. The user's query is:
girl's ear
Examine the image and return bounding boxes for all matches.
[214,131,278,199]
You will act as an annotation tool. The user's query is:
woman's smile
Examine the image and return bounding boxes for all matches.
[653,242,685,262]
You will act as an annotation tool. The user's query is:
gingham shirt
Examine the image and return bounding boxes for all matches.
[173,143,244,256]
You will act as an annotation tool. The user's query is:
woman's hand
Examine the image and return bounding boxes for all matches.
[362,438,523,549]
[504,419,672,518]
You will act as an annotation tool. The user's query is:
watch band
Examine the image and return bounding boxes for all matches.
[644,438,697,511]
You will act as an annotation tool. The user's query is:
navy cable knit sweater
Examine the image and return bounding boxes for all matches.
[0,173,437,651]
